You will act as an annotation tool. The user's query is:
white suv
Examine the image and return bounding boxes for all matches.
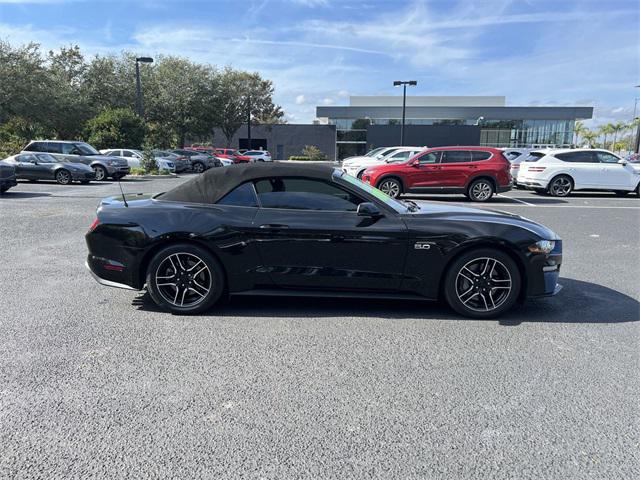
[518,148,640,197]
[342,146,427,179]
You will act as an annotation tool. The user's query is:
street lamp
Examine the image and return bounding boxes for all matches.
[393,80,417,146]
[246,95,252,150]
[475,116,485,126]
[634,85,640,153]
[135,57,154,117]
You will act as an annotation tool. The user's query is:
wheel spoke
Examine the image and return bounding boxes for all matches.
[461,292,479,306]
[479,293,489,311]
[157,282,176,287]
[462,266,478,277]
[187,260,203,272]
[174,254,185,271]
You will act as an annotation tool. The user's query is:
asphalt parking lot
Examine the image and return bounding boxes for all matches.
[1,175,638,479]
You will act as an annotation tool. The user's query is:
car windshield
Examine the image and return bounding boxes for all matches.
[337,170,410,213]
[365,147,385,157]
[73,143,100,155]
[36,153,60,163]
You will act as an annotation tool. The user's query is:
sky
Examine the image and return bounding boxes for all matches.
[0,0,638,126]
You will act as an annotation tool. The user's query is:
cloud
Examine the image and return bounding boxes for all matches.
[321,98,334,105]
[289,0,328,7]
[295,94,306,105]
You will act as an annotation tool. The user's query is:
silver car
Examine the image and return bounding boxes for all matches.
[100,149,176,173]
[22,140,130,181]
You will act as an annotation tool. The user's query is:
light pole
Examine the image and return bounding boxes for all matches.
[135,57,153,117]
[634,85,640,153]
[246,95,251,150]
[393,80,417,146]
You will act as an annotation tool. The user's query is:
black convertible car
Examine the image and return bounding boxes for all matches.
[85,163,562,318]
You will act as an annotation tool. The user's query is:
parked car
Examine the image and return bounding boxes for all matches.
[625,152,640,163]
[23,140,130,181]
[216,157,234,167]
[342,146,427,179]
[215,148,252,163]
[517,148,640,197]
[361,147,512,202]
[501,148,532,187]
[85,163,562,319]
[99,149,176,173]
[153,150,191,173]
[3,153,95,184]
[171,149,222,173]
[341,146,403,165]
[243,150,272,162]
[0,160,18,193]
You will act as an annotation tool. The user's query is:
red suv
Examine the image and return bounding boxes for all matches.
[215,148,252,163]
[361,146,511,202]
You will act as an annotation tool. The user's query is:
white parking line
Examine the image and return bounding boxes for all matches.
[479,203,640,210]
[497,194,535,206]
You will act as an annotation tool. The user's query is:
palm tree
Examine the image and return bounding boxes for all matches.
[599,124,615,149]
[573,121,588,146]
[610,122,627,152]
[582,130,598,148]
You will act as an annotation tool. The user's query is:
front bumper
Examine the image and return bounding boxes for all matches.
[106,165,131,176]
[0,175,18,190]
[526,240,563,298]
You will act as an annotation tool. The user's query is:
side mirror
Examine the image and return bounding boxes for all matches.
[618,159,628,165]
[357,202,383,218]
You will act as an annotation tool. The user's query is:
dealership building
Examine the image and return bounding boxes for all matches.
[316,96,593,160]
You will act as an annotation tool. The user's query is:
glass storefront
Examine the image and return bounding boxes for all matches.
[329,117,576,159]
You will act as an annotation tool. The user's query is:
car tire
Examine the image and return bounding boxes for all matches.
[80,180,90,184]
[548,175,572,197]
[377,178,402,198]
[0,186,9,194]
[93,165,107,181]
[356,170,364,180]
[55,169,72,185]
[467,178,494,202]
[192,162,205,173]
[533,188,547,195]
[444,248,521,319]
[146,243,225,315]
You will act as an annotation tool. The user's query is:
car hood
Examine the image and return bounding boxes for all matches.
[403,202,559,241]
[343,156,375,166]
[343,158,381,167]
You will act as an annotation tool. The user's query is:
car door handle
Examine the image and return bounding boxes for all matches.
[468,165,478,169]
[259,224,289,229]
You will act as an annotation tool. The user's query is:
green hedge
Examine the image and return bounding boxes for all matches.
[288,155,312,161]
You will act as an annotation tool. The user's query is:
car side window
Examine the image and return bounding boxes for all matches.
[596,152,620,164]
[216,182,259,207]
[555,151,596,163]
[17,154,37,163]
[441,150,472,164]
[470,151,492,162]
[417,152,440,164]
[254,177,364,211]
[122,150,134,157]
[23,143,39,152]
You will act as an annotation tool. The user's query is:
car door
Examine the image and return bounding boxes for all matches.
[252,176,408,291]
[14,154,39,179]
[437,150,474,188]
[595,151,632,189]
[403,151,442,189]
[122,150,140,168]
[554,151,600,188]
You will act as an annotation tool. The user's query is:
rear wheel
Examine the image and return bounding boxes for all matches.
[55,169,72,185]
[377,178,402,198]
[548,175,572,197]
[192,162,205,173]
[444,248,521,319]
[146,244,224,314]
[93,165,107,181]
[467,179,494,202]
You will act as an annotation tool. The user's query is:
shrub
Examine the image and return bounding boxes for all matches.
[84,107,146,150]
[140,146,158,174]
[288,155,311,161]
[301,145,328,161]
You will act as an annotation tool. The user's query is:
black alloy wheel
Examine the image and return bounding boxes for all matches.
[93,165,107,181]
[147,244,224,314]
[467,179,494,202]
[55,169,72,185]
[444,248,521,319]
[377,178,402,198]
[548,175,572,197]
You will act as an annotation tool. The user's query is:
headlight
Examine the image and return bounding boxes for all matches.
[528,240,555,254]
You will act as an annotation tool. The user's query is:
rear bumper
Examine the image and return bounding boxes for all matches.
[85,258,140,291]
[518,177,549,189]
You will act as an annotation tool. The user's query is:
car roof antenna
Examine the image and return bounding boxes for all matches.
[117,177,129,207]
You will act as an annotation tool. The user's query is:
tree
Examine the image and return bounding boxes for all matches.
[82,53,137,112]
[582,130,598,147]
[84,107,146,149]
[610,122,627,152]
[302,145,327,161]
[573,121,588,146]
[599,123,614,150]
[212,67,284,146]
[144,56,216,147]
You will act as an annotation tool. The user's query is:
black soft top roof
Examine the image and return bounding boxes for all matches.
[159,162,336,204]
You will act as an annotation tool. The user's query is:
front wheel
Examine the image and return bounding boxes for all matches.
[467,179,494,202]
[192,162,205,173]
[444,248,521,319]
[146,244,225,314]
[93,165,107,181]
[377,178,402,198]
[55,169,72,185]
[548,175,572,197]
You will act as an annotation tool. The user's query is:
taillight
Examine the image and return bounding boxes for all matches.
[89,218,100,232]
